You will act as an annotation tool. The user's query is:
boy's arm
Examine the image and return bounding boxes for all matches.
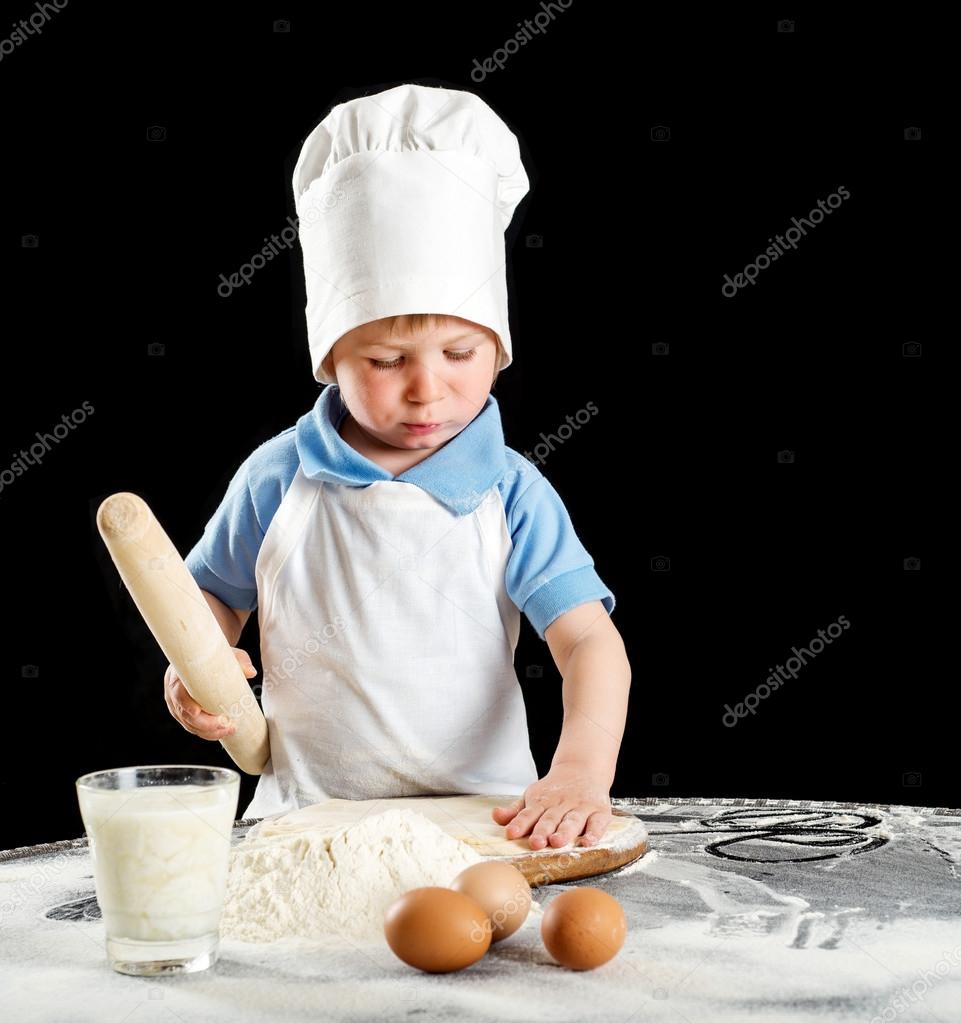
[492,599,631,849]
[201,588,251,647]
[545,600,631,786]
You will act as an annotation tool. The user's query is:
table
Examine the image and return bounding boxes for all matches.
[3,796,959,1022]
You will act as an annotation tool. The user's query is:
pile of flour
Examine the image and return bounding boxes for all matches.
[220,807,488,944]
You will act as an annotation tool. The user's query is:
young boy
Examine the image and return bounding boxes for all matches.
[167,84,631,850]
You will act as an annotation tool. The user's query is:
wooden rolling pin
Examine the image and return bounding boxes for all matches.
[96,491,269,775]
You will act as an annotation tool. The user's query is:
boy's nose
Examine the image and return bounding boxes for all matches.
[404,365,445,405]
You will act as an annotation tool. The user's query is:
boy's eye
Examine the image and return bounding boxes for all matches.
[369,349,477,371]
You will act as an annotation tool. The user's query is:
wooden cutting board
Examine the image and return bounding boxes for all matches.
[247,794,649,886]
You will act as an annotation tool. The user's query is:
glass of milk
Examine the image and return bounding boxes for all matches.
[76,764,240,976]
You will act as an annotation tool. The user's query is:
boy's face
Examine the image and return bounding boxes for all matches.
[323,315,500,454]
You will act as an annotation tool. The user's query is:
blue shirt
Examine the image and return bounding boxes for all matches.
[184,385,615,641]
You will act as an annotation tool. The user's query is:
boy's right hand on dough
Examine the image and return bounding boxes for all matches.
[163,648,257,740]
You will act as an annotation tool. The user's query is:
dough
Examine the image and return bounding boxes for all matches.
[250,793,634,856]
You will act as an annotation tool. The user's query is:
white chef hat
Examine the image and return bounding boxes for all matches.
[291,83,529,385]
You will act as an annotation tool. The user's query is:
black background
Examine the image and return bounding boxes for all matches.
[2,4,944,850]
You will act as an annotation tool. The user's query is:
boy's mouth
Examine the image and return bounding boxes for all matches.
[402,422,444,434]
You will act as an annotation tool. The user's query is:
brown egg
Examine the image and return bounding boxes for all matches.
[541,887,627,970]
[384,886,491,972]
[450,861,532,943]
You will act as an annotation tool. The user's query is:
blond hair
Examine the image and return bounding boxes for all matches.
[325,313,507,378]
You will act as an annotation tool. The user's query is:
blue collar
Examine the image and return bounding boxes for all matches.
[295,384,509,515]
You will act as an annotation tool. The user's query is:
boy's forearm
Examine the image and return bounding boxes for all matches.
[201,589,244,647]
[550,631,631,787]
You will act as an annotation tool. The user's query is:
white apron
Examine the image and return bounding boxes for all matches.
[243,466,539,819]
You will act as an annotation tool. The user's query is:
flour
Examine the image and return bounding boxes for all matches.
[5,798,961,1022]
[607,846,660,877]
[221,807,495,944]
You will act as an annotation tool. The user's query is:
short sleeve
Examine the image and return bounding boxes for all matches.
[184,458,263,612]
[501,460,616,641]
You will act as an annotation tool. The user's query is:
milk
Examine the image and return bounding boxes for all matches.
[79,782,238,942]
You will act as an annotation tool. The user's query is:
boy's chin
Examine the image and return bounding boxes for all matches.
[396,433,447,448]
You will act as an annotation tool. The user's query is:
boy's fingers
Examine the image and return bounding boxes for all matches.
[193,707,227,729]
[164,674,234,738]
[186,713,235,739]
[175,689,203,718]
[532,802,573,833]
[231,648,257,675]
[548,808,588,847]
[506,806,545,837]
[178,690,224,728]
[492,796,525,823]
[578,810,612,846]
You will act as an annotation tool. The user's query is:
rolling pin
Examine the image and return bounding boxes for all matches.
[96,491,270,775]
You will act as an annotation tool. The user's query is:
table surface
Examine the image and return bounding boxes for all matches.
[3,796,960,1023]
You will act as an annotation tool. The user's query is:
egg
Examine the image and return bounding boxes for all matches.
[450,861,532,942]
[541,887,626,970]
[383,886,491,972]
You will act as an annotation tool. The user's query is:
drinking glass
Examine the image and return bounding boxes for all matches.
[76,764,239,975]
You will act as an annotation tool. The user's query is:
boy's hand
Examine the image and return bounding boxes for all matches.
[163,648,257,740]
[491,764,613,850]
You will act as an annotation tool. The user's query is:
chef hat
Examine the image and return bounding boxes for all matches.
[291,83,529,384]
